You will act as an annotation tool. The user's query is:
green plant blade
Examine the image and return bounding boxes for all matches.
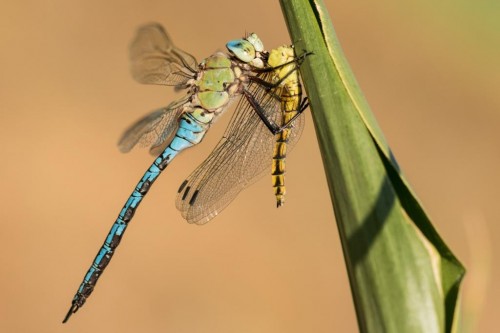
[279,1,465,332]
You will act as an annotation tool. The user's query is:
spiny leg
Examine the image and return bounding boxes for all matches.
[243,90,309,136]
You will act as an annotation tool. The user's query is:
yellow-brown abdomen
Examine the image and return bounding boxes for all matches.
[270,59,302,206]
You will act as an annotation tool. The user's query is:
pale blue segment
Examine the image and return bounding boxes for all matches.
[169,136,191,151]
[176,127,200,142]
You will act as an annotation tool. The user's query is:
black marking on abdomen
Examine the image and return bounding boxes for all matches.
[108,232,123,250]
[138,180,152,195]
[122,207,135,223]
[158,155,171,170]
[81,284,94,298]
[96,253,112,270]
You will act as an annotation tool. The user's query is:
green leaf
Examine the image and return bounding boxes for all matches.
[279,1,465,332]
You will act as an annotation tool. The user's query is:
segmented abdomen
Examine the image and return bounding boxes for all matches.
[272,73,302,207]
[63,110,209,323]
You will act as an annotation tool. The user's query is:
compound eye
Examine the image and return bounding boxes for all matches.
[226,39,256,63]
[246,33,264,52]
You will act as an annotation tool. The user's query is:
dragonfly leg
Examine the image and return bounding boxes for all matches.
[243,89,281,135]
[244,88,310,136]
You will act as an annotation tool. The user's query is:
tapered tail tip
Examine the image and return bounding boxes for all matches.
[62,303,80,324]
[276,197,285,207]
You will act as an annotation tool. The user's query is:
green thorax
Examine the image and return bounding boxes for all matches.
[196,53,235,110]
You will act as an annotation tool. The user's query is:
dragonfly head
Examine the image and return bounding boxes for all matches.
[226,33,265,68]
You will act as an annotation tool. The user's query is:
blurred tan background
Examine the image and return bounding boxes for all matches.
[0,0,498,332]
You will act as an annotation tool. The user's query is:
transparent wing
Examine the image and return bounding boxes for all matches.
[175,79,305,224]
[118,96,188,154]
[130,23,198,86]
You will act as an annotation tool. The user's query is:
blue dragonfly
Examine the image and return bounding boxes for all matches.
[63,23,308,323]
